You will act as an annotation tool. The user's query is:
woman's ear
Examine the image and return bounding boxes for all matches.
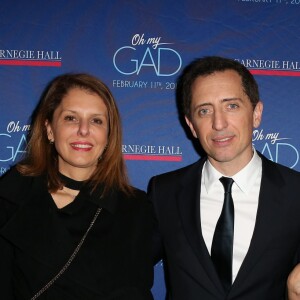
[45,120,54,142]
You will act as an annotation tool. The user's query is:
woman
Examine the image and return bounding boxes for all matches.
[288,263,300,300]
[0,74,153,299]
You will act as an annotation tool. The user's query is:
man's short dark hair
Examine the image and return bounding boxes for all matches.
[176,56,260,119]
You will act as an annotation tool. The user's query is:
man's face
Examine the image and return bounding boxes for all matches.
[185,70,263,175]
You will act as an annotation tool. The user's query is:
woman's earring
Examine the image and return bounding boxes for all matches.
[98,145,108,161]
[49,139,54,144]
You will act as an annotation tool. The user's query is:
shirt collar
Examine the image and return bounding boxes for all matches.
[203,149,262,194]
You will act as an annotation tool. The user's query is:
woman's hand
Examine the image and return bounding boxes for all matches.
[288,264,300,300]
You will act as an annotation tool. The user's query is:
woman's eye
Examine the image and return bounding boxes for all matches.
[92,118,103,125]
[64,115,76,121]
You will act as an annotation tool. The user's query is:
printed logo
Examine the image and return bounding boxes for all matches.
[236,1,296,6]
[122,144,182,162]
[253,129,299,168]
[0,120,184,174]
[0,120,29,174]
[0,49,62,67]
[236,58,300,76]
[112,33,182,90]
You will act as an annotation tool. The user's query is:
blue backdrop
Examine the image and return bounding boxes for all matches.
[1,1,300,298]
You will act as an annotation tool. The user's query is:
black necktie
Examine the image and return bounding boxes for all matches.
[211,177,234,293]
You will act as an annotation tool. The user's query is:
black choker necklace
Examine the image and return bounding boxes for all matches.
[59,173,85,190]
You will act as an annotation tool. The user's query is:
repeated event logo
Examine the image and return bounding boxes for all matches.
[0,49,62,67]
[0,121,299,172]
[112,33,183,162]
[236,1,299,6]
[0,121,28,174]
[122,144,182,162]
[0,120,183,174]
[235,58,300,76]
[252,129,299,169]
[112,33,182,90]
[237,57,300,167]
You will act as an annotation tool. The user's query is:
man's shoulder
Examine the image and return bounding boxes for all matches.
[150,157,206,185]
[259,152,300,182]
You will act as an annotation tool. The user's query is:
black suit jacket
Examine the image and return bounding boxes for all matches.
[149,153,300,300]
[0,167,153,300]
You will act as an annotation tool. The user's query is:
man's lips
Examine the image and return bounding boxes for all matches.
[212,135,234,144]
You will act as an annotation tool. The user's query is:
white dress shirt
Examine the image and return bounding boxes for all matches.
[200,150,262,282]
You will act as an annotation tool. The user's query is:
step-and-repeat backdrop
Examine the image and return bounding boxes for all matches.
[1,1,300,298]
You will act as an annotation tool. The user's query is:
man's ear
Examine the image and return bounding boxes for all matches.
[185,116,198,138]
[253,101,263,128]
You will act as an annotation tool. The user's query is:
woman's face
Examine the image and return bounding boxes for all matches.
[45,87,108,179]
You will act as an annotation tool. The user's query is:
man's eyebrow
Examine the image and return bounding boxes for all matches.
[193,102,213,111]
[222,97,243,102]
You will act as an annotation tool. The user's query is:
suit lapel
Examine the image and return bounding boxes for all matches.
[176,158,224,293]
[231,155,285,291]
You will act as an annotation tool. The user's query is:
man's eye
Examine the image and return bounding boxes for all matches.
[198,108,211,117]
[228,103,239,110]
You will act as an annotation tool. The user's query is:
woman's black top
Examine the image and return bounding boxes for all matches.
[0,167,154,300]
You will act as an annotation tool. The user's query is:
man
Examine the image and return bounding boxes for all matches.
[149,56,300,299]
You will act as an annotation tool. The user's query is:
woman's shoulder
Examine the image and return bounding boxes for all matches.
[131,186,147,197]
[0,166,25,187]
[0,167,31,227]
[126,186,148,203]
[1,165,30,183]
[0,166,37,204]
[112,185,148,207]
[122,186,153,213]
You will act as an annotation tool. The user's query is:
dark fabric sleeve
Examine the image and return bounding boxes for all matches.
[147,177,164,265]
[0,235,15,299]
[130,190,155,299]
[0,168,21,299]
